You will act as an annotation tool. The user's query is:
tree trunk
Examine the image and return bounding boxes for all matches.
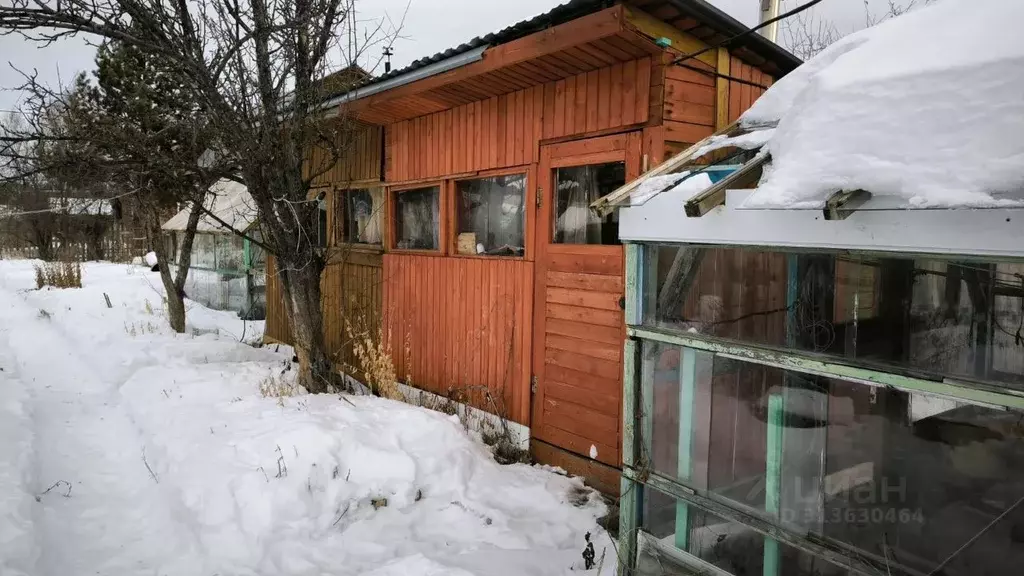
[145,196,202,334]
[277,254,339,394]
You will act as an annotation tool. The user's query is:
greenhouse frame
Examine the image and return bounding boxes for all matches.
[603,136,1024,576]
[162,180,266,319]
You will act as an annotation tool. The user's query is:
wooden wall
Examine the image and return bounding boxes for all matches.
[264,253,384,379]
[727,56,773,124]
[386,58,652,182]
[382,253,534,425]
[308,124,384,186]
[321,251,384,379]
[264,257,291,345]
[662,62,717,145]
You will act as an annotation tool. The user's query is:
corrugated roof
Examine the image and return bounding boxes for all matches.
[162,179,258,233]
[331,0,800,101]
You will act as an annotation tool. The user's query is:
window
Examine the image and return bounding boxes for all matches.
[553,161,624,245]
[393,186,440,250]
[334,188,383,245]
[642,346,1024,576]
[316,195,329,248]
[644,245,1024,390]
[456,174,526,256]
[192,234,216,269]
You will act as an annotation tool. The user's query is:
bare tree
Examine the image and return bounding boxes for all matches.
[0,1,401,392]
[780,0,928,60]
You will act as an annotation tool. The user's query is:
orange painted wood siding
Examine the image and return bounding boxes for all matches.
[386,58,652,183]
[382,253,534,425]
[728,57,774,123]
[662,62,716,145]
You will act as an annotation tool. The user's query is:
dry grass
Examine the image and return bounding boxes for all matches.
[34,261,82,289]
[258,373,302,399]
[345,307,401,401]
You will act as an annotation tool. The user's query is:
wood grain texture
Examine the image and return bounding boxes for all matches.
[383,253,534,424]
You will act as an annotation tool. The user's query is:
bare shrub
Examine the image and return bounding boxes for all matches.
[33,261,82,289]
[345,307,400,401]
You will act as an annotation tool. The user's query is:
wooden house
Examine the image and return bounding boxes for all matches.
[264,0,800,492]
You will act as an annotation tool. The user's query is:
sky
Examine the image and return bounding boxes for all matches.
[0,0,916,111]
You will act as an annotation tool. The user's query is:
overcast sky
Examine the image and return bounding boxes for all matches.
[0,0,913,111]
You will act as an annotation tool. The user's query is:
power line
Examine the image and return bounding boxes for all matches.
[669,0,826,69]
[0,187,140,218]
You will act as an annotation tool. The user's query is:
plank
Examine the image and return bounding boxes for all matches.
[546,287,621,311]
[545,333,620,362]
[564,76,577,136]
[546,270,623,292]
[530,439,621,496]
[636,56,652,124]
[609,62,624,128]
[664,120,714,144]
[514,90,525,166]
[546,378,620,413]
[543,402,619,447]
[585,70,600,132]
[553,79,567,139]
[537,424,619,466]
[664,101,715,126]
[544,317,622,346]
[545,348,620,380]
[547,302,621,328]
[547,251,623,275]
[622,59,637,126]
[597,66,612,130]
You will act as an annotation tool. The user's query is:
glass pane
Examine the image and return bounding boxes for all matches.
[194,234,216,269]
[642,486,849,576]
[343,188,383,245]
[645,245,1024,390]
[456,174,525,256]
[317,198,328,248]
[218,234,244,271]
[643,348,1024,576]
[393,186,440,250]
[553,162,624,245]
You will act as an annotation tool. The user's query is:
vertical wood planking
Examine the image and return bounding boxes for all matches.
[382,254,534,424]
[609,62,623,128]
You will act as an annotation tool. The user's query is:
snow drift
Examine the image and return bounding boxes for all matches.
[741,0,1024,209]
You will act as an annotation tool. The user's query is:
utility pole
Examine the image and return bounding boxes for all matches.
[759,0,781,42]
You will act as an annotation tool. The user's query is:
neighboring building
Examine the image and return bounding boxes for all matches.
[162,179,266,319]
[264,0,800,491]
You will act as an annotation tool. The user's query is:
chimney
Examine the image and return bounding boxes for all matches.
[759,0,781,43]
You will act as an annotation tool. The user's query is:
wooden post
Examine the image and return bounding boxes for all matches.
[716,49,731,130]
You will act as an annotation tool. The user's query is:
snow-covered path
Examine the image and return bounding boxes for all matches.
[0,261,613,576]
[0,284,203,575]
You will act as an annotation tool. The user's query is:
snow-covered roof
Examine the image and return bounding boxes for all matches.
[601,0,1024,214]
[162,179,258,233]
[741,0,1024,209]
[47,197,113,216]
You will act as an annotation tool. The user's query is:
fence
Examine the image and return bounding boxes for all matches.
[0,234,135,263]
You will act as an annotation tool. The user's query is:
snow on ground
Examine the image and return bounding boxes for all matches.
[0,260,614,576]
[740,0,1024,209]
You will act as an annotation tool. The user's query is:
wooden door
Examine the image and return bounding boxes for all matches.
[532,132,642,467]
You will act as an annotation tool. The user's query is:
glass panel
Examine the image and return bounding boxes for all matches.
[456,174,525,256]
[645,245,1024,390]
[341,188,383,245]
[217,234,245,271]
[553,162,624,245]
[643,347,1024,576]
[393,186,440,250]
[642,487,849,576]
[194,234,216,269]
[316,197,329,248]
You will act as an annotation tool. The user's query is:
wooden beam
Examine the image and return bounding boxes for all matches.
[715,48,731,130]
[621,5,718,67]
[347,6,626,113]
[684,152,768,217]
[823,189,872,220]
[590,120,742,216]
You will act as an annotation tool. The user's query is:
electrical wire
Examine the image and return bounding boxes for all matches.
[0,187,141,218]
[669,0,826,69]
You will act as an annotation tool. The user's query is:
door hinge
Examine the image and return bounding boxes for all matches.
[536,186,543,208]
[531,375,538,394]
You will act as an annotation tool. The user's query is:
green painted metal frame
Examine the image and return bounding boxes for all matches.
[628,326,1024,411]
[620,245,1024,575]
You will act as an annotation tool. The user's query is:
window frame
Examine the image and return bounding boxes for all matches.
[450,166,530,260]
[330,185,385,251]
[388,181,446,255]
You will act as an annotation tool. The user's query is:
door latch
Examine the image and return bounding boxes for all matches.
[531,375,538,394]
[536,186,543,208]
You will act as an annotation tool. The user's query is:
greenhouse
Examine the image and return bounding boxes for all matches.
[162,180,266,319]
